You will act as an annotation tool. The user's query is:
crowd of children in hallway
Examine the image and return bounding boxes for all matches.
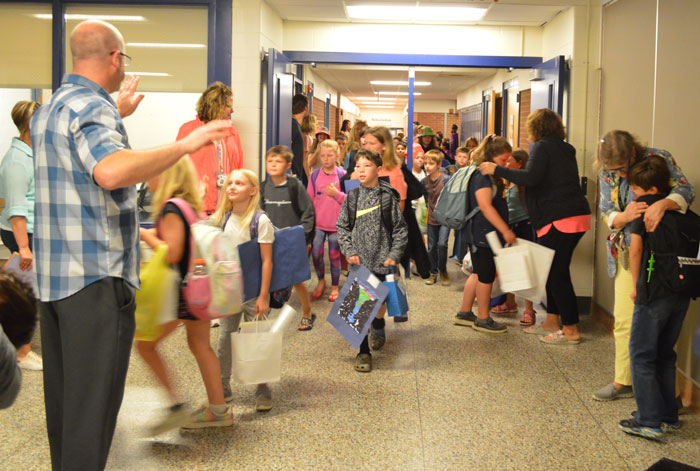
[0,19,698,470]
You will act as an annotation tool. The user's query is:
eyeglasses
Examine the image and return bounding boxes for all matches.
[606,165,628,175]
[109,50,131,66]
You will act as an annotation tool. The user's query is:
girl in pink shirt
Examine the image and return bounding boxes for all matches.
[308,140,347,301]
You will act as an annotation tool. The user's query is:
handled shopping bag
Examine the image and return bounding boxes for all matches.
[326,265,389,349]
[238,225,311,303]
[231,317,283,385]
[384,267,408,317]
[135,245,180,341]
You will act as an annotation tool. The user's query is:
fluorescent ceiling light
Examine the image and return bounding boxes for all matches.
[358,101,398,104]
[370,81,431,86]
[362,105,396,109]
[354,97,396,101]
[34,14,146,21]
[375,91,422,96]
[346,4,486,22]
[125,72,171,77]
[127,42,206,49]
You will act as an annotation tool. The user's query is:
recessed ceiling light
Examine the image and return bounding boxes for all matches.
[375,91,422,96]
[370,81,431,86]
[346,5,486,22]
[125,72,171,77]
[354,97,396,101]
[34,14,146,21]
[127,42,206,49]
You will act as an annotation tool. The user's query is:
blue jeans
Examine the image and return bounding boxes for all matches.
[629,295,690,427]
[427,224,449,274]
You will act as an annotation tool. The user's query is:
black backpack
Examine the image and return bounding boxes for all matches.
[645,209,700,298]
[344,182,397,234]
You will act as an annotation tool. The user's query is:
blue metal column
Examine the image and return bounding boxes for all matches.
[407,67,415,171]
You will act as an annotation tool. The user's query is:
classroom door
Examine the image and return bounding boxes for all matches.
[264,48,294,150]
[530,55,566,116]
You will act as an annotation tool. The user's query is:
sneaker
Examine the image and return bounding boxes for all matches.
[592,383,634,402]
[440,271,451,286]
[424,273,437,285]
[393,314,408,323]
[223,383,234,403]
[255,387,273,412]
[181,406,234,429]
[629,411,681,432]
[354,353,372,372]
[454,311,477,326]
[472,316,507,334]
[618,419,663,440]
[369,326,386,350]
[18,351,43,371]
[149,403,191,436]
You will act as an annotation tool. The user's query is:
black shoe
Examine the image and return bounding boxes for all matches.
[393,315,408,323]
[369,327,386,350]
[454,311,477,326]
[472,316,507,334]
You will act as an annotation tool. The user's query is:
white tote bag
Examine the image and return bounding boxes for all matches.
[231,318,283,385]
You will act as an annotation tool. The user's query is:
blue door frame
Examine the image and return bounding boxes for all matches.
[530,55,566,116]
[273,51,543,169]
[1,0,232,91]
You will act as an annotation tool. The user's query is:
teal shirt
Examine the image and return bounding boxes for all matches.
[506,185,528,225]
[0,138,34,233]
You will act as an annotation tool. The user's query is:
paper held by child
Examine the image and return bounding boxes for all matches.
[485,231,554,306]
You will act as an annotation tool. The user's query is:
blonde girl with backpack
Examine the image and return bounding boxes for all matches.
[137,156,232,434]
[213,169,276,412]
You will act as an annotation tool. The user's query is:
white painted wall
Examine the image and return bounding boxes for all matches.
[361,108,406,129]
[414,99,457,113]
[0,89,31,165]
[339,95,360,116]
[283,22,543,57]
[455,69,529,110]
[305,68,338,108]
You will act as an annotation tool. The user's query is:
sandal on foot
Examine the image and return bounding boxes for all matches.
[297,314,316,331]
[310,286,326,301]
[329,291,339,302]
[523,324,554,335]
[354,353,372,372]
[491,302,518,314]
[540,329,581,345]
[519,309,536,326]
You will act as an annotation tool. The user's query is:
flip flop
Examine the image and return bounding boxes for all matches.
[310,286,326,301]
[329,291,339,302]
[540,329,581,345]
[297,314,316,331]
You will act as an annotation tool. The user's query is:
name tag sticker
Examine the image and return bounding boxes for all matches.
[367,274,380,288]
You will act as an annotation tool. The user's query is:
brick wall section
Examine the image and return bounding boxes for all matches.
[329,104,338,139]
[446,113,460,139]
[313,97,325,132]
[518,89,531,149]
[414,112,460,142]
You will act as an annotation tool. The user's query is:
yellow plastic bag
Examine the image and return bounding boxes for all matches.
[135,245,180,341]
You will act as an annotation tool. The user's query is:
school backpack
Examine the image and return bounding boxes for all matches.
[433,164,480,230]
[310,167,345,195]
[166,198,243,320]
[645,208,700,299]
[344,181,397,234]
[261,176,314,244]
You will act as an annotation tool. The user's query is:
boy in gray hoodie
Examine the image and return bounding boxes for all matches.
[336,150,408,373]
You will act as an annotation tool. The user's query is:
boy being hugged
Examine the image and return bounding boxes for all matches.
[336,150,408,373]
[619,156,693,440]
[422,150,451,286]
[261,146,317,331]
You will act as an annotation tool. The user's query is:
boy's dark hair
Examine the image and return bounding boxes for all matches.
[292,94,308,115]
[335,134,347,141]
[0,269,38,348]
[455,146,469,155]
[628,155,671,195]
[355,149,382,168]
[266,145,294,164]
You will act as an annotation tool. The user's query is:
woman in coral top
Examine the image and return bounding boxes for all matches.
[177,82,243,214]
[481,109,591,344]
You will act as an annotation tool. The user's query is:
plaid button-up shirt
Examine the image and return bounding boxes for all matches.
[31,74,139,302]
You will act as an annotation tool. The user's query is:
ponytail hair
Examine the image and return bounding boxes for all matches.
[472,135,511,188]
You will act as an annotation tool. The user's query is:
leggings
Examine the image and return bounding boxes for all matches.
[312,229,341,286]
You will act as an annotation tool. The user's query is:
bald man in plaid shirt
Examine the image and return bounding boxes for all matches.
[31,20,230,470]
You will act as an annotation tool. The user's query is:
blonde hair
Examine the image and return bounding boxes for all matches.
[11,101,39,136]
[319,139,339,155]
[151,156,203,220]
[423,150,443,165]
[347,119,367,152]
[301,114,317,134]
[196,82,232,123]
[212,169,260,230]
[365,126,401,170]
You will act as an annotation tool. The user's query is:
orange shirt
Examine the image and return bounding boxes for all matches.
[379,166,407,201]
[536,214,591,238]
[176,116,243,213]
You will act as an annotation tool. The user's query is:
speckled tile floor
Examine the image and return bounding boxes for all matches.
[2,260,699,470]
